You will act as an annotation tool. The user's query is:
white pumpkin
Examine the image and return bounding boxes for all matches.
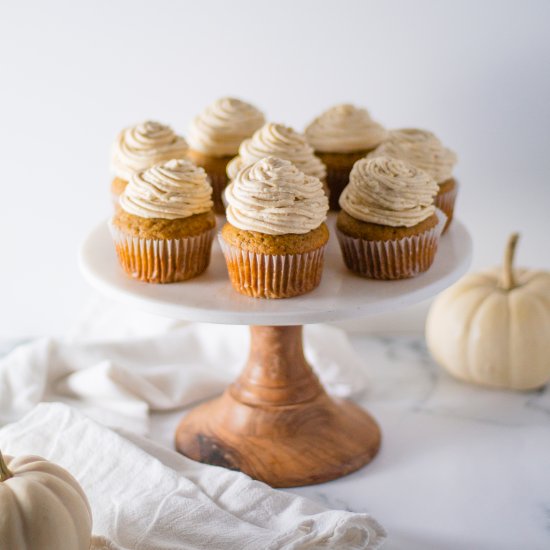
[0,449,92,550]
[426,233,550,390]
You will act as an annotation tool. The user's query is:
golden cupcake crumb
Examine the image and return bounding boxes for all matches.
[337,211,438,241]
[111,176,129,198]
[113,209,216,240]
[221,223,329,255]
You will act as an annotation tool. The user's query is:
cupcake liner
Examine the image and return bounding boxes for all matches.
[336,209,447,280]
[109,221,215,283]
[219,235,327,299]
[435,183,458,233]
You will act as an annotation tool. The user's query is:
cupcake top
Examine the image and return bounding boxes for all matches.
[369,128,457,183]
[119,159,213,220]
[339,157,439,228]
[187,97,265,157]
[305,104,387,153]
[225,156,329,235]
[111,121,188,181]
[226,123,327,181]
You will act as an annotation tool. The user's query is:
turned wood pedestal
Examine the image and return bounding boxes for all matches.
[175,325,381,488]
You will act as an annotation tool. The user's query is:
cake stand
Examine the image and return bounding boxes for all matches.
[79,216,472,488]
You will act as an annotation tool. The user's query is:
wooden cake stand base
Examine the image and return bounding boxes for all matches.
[175,325,381,488]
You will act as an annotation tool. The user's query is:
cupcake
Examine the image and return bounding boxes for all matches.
[111,159,216,283]
[305,104,387,210]
[226,122,327,184]
[110,120,188,206]
[337,156,444,280]
[368,129,458,232]
[220,156,329,299]
[186,97,265,214]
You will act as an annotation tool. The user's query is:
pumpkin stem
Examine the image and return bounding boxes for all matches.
[500,233,520,290]
[0,450,13,481]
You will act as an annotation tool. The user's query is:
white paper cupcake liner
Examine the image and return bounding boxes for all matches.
[109,221,215,283]
[336,209,447,280]
[435,182,458,233]
[218,235,327,299]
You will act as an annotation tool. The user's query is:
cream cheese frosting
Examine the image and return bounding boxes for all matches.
[111,121,188,181]
[368,128,457,183]
[187,97,265,157]
[339,157,439,227]
[119,159,213,220]
[305,104,387,153]
[226,123,327,181]
[225,157,329,235]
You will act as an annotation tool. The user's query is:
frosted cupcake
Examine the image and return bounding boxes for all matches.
[368,129,457,232]
[186,97,265,214]
[221,156,329,299]
[110,121,188,205]
[305,104,387,210]
[227,122,326,183]
[111,159,216,283]
[337,157,444,280]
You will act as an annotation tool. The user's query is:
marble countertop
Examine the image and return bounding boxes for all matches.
[145,333,549,550]
[286,335,550,550]
[2,333,549,549]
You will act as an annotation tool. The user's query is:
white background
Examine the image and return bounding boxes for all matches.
[1,0,549,338]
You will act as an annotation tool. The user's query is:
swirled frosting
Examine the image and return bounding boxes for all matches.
[225,157,329,235]
[339,157,439,227]
[226,123,327,181]
[119,159,213,219]
[368,128,457,183]
[111,121,188,181]
[305,104,387,153]
[187,97,265,157]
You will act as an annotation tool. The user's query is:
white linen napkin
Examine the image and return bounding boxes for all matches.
[0,300,369,435]
[0,403,385,549]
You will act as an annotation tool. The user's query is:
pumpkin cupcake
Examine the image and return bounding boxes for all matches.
[221,156,329,299]
[368,129,458,232]
[111,159,216,283]
[186,97,265,214]
[110,120,188,206]
[305,104,387,210]
[337,156,444,280]
[227,122,326,182]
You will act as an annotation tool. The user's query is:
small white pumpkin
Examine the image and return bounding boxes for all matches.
[0,449,92,550]
[426,233,550,390]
